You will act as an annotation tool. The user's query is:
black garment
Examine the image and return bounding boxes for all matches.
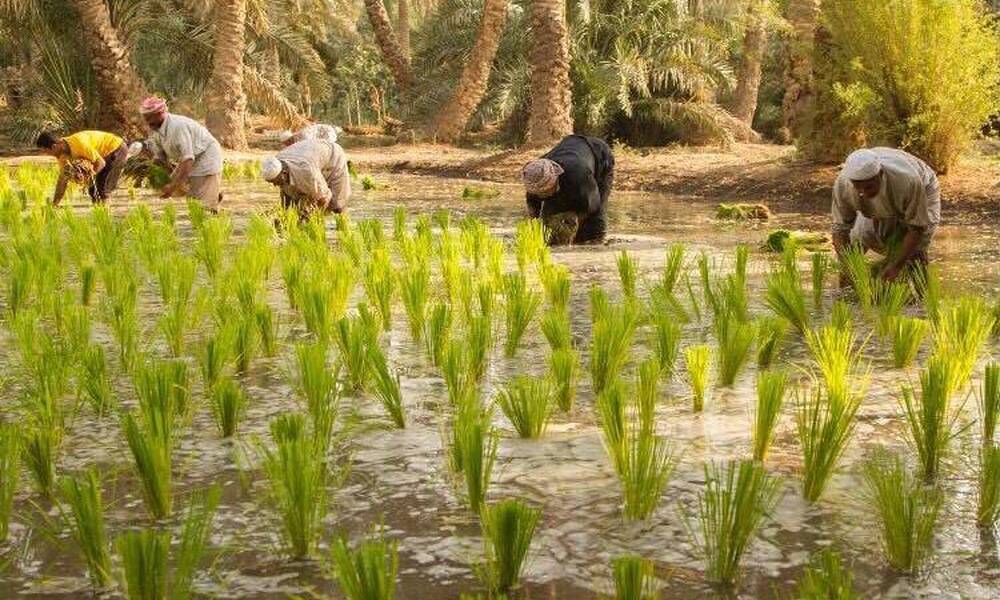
[88,143,127,203]
[526,135,614,244]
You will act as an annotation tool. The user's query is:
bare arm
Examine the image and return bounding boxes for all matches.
[93,156,106,174]
[52,172,69,206]
[881,227,924,281]
[162,158,194,197]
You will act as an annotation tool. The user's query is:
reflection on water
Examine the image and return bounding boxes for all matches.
[4,173,1000,598]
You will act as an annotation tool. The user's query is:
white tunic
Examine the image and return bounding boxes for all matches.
[148,113,223,177]
[276,139,350,208]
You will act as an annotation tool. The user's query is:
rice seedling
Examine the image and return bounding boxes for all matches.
[715,315,755,387]
[514,219,549,274]
[399,264,430,344]
[764,256,809,334]
[211,377,247,438]
[59,469,112,588]
[478,499,541,595]
[611,554,658,600]
[255,302,279,357]
[495,376,553,439]
[0,424,21,543]
[540,307,572,351]
[889,316,929,369]
[263,413,329,559]
[122,411,173,519]
[981,363,1000,445]
[367,345,406,429]
[751,371,787,462]
[875,281,911,332]
[502,273,542,358]
[335,313,378,393]
[101,262,140,369]
[329,526,399,600]
[441,342,476,407]
[697,253,720,318]
[193,213,231,281]
[452,402,498,514]
[172,486,220,600]
[830,299,853,332]
[913,263,942,323]
[684,345,712,412]
[425,302,453,367]
[539,262,571,312]
[794,548,856,600]
[78,344,115,417]
[620,423,677,520]
[933,296,995,392]
[636,358,660,431]
[811,252,830,309]
[796,385,861,502]
[840,247,875,312]
[590,304,638,394]
[118,528,169,600]
[617,250,640,301]
[650,311,681,380]
[80,263,96,306]
[200,323,235,392]
[862,450,942,573]
[293,341,340,426]
[597,380,629,474]
[467,314,493,383]
[806,325,864,405]
[689,459,781,586]
[755,316,786,370]
[900,356,966,481]
[548,348,579,412]
[297,258,356,342]
[363,248,395,331]
[660,243,686,295]
[22,423,59,499]
[977,445,1000,528]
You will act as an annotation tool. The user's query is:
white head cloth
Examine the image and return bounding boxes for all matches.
[278,130,294,143]
[260,157,283,181]
[522,159,564,195]
[843,149,882,181]
[127,141,145,159]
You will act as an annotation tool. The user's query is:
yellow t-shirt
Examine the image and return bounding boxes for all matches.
[60,131,124,166]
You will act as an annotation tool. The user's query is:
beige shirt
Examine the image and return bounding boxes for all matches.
[277,139,349,205]
[832,147,940,234]
[148,113,223,177]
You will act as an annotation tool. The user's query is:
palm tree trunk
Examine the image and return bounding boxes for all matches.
[781,0,821,142]
[525,0,573,148]
[206,0,248,149]
[71,0,147,137]
[730,4,767,125]
[364,0,413,90]
[431,0,508,142]
[398,0,411,61]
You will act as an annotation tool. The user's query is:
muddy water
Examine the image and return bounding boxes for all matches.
[4,173,1000,599]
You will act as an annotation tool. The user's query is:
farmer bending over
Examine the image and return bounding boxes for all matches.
[36,130,127,206]
[522,135,614,245]
[832,147,940,282]
[260,138,351,218]
[139,96,224,210]
[279,123,342,147]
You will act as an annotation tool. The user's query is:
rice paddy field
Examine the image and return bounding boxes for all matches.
[2,162,1000,599]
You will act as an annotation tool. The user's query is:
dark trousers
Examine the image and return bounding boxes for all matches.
[89,144,127,202]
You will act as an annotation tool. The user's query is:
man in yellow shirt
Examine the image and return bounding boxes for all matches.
[36,130,127,206]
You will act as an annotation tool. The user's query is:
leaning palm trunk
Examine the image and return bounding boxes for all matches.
[364,0,413,90]
[525,0,573,147]
[781,0,821,140]
[398,0,411,60]
[206,0,249,150]
[432,0,509,142]
[71,0,147,137]
[730,3,767,125]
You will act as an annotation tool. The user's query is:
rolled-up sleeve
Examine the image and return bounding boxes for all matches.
[901,179,940,229]
[831,181,857,235]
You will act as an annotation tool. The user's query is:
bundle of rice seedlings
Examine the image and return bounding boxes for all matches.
[200,324,235,392]
[755,316,787,370]
[211,377,247,439]
[830,299,853,332]
[651,312,681,380]
[874,281,911,332]
[297,258,356,342]
[117,528,169,600]
[977,446,1000,528]
[399,264,430,344]
[617,251,640,301]
[495,376,553,439]
[263,413,329,559]
[363,248,395,331]
[59,470,112,588]
[254,303,279,357]
[900,356,965,481]
[172,486,220,598]
[100,262,140,369]
[597,380,629,474]
[811,252,830,310]
[661,243,686,296]
[329,526,399,600]
[697,253,720,318]
[590,304,638,394]
[764,258,809,334]
[794,548,856,600]
[441,341,476,407]
[889,317,929,369]
[933,296,995,392]
[359,218,387,252]
[22,421,60,499]
[751,371,787,462]
[0,424,20,543]
[636,359,660,431]
[192,213,231,281]
[478,499,541,595]
[367,345,406,429]
[451,399,498,514]
[806,325,864,405]
[514,219,550,274]
[78,344,115,417]
[548,348,579,412]
[715,315,755,387]
[840,248,875,312]
[620,423,677,520]
[335,313,378,393]
[690,459,781,586]
[981,363,1000,445]
[502,273,542,358]
[684,345,712,412]
[912,264,942,323]
[611,554,658,600]
[293,341,340,426]
[796,385,861,502]
[425,302,453,367]
[540,308,572,351]
[539,263,571,312]
[862,451,941,573]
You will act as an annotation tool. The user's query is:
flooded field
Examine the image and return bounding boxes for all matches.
[3,170,1000,599]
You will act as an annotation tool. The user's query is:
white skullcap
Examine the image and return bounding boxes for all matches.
[842,149,881,181]
[522,159,564,195]
[127,141,144,159]
[260,157,283,181]
[278,130,294,143]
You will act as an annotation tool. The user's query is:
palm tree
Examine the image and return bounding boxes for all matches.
[71,0,147,136]
[782,0,821,142]
[431,0,509,141]
[206,0,249,149]
[398,0,412,60]
[364,0,413,90]
[526,0,573,147]
[730,0,768,125]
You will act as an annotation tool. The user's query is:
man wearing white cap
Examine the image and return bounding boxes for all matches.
[832,147,941,281]
[139,96,224,209]
[522,135,615,245]
[260,138,350,218]
[279,123,342,147]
